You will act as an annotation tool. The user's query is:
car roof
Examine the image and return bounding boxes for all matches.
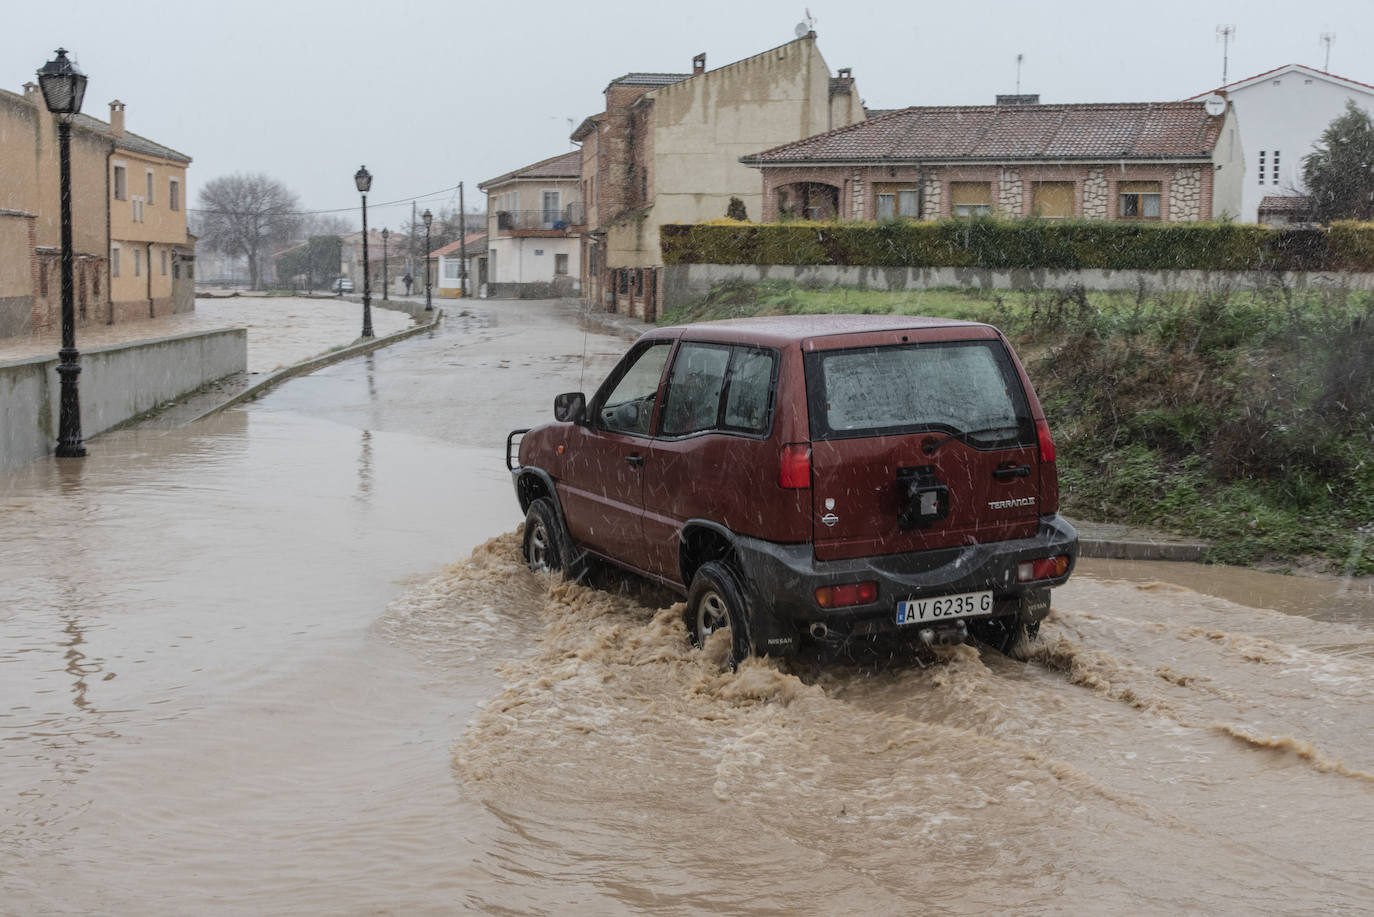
[649,313,996,347]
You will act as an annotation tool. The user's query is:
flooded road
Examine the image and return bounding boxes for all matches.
[3,300,1373,915]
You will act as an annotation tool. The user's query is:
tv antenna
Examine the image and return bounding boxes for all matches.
[795,7,815,38]
[1320,32,1335,71]
[1216,24,1236,86]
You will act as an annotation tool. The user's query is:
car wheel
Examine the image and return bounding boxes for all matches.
[522,498,572,574]
[969,614,1040,659]
[685,561,753,670]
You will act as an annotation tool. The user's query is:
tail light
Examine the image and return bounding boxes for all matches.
[1035,418,1057,463]
[780,443,811,489]
[1017,555,1070,582]
[815,581,878,608]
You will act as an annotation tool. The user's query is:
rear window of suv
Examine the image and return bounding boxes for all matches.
[804,340,1034,445]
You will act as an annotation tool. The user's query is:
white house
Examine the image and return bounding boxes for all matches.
[1189,64,1374,223]
[477,151,581,298]
[427,232,487,298]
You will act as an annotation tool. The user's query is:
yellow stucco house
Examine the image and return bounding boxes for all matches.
[0,85,192,338]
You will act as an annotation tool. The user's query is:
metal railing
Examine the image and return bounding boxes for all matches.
[494,203,584,232]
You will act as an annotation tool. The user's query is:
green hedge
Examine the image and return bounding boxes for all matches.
[660,219,1374,272]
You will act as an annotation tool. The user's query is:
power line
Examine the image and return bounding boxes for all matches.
[189,183,462,217]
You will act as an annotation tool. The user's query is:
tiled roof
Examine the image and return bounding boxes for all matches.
[741,102,1226,165]
[429,232,488,258]
[607,72,691,90]
[1258,195,1311,213]
[0,88,191,162]
[478,150,581,189]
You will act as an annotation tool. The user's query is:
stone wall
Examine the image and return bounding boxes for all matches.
[0,327,246,471]
[1082,170,1108,219]
[1170,168,1203,221]
[661,262,1374,309]
[998,169,1023,215]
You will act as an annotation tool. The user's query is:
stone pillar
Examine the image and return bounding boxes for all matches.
[1082,169,1108,219]
[1169,168,1202,221]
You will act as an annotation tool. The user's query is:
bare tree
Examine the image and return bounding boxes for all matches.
[299,213,353,238]
[195,173,301,289]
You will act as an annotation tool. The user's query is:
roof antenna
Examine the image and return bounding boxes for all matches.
[794,7,815,38]
[1015,53,1024,94]
[1216,24,1236,86]
[1320,32,1335,71]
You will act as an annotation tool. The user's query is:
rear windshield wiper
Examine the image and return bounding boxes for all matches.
[921,424,1021,455]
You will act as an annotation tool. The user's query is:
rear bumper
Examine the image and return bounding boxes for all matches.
[734,514,1078,653]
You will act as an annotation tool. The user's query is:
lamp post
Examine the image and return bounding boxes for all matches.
[355,165,373,338]
[381,227,389,301]
[422,208,433,312]
[38,49,89,459]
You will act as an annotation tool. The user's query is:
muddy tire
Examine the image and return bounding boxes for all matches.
[684,561,754,670]
[523,498,573,575]
[970,615,1040,659]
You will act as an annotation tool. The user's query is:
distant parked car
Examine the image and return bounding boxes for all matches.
[334,278,354,293]
[507,314,1078,668]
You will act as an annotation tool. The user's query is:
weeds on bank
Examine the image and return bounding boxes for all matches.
[988,282,1374,573]
[669,278,1374,573]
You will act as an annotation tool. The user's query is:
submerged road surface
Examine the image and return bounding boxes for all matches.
[2,300,1373,915]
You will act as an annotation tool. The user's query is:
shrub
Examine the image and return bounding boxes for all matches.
[659,219,1374,272]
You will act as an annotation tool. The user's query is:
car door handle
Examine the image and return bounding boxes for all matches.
[624,453,644,467]
[992,464,1031,480]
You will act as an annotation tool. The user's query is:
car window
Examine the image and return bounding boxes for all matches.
[806,340,1032,444]
[596,341,671,435]
[661,343,729,436]
[721,347,775,433]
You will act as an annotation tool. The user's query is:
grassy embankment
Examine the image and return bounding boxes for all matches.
[660,280,1374,574]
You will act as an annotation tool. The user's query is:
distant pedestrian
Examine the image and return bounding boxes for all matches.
[402,273,414,296]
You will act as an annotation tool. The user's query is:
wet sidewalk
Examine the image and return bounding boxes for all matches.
[0,294,419,372]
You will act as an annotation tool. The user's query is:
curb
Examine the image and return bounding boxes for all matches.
[187,309,443,423]
[1076,538,1210,563]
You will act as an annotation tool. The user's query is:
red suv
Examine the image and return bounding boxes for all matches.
[507,315,1077,665]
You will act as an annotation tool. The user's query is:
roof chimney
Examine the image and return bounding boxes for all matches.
[692,53,706,75]
[22,81,40,102]
[109,100,125,137]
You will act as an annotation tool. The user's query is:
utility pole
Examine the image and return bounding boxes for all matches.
[410,200,417,289]
[459,182,467,298]
[1216,25,1236,86]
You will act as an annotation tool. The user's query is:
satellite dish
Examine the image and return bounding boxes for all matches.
[1203,94,1226,116]
[795,21,810,38]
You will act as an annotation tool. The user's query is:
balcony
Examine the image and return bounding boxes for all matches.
[494,203,585,235]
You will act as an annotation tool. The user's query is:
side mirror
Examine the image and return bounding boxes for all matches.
[554,392,587,424]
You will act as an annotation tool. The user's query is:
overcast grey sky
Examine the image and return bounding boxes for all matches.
[6,0,1370,230]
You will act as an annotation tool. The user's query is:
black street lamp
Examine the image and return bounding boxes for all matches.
[38,49,89,459]
[355,165,373,338]
[422,208,433,312]
[381,227,389,301]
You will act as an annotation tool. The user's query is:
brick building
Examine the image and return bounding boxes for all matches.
[740,98,1243,224]
[573,32,864,319]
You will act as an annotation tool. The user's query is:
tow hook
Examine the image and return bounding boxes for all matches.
[809,622,830,640]
[918,620,969,647]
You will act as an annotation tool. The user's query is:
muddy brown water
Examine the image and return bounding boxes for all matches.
[3,301,1373,914]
